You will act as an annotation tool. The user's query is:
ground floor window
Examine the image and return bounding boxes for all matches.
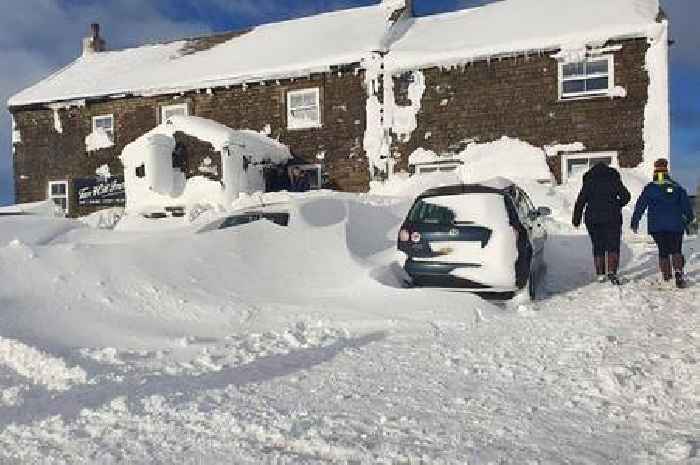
[289,164,323,189]
[561,152,618,183]
[48,180,69,214]
[414,162,462,175]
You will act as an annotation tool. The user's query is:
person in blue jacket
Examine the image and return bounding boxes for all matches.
[631,158,695,288]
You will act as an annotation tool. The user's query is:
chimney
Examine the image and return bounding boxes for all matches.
[82,23,106,56]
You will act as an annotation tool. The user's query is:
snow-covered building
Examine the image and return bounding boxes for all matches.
[9,0,669,216]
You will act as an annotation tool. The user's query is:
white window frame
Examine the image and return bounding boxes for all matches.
[287,88,322,130]
[289,164,322,189]
[561,151,619,183]
[48,180,69,215]
[160,103,189,123]
[92,114,114,141]
[558,55,615,100]
[415,162,463,175]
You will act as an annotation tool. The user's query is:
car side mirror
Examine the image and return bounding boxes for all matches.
[537,206,552,217]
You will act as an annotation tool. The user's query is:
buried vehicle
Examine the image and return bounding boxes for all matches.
[397,178,550,299]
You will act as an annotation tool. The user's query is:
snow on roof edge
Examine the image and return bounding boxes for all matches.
[385,23,659,74]
[8,58,365,108]
[8,1,663,108]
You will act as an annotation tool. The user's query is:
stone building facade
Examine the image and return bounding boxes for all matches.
[12,69,369,216]
[9,0,668,217]
[390,39,650,182]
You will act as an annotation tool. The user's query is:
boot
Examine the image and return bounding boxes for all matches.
[607,253,621,285]
[659,257,673,282]
[594,256,607,282]
[672,254,687,289]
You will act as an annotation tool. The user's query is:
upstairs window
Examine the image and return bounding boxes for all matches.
[161,103,189,123]
[92,115,114,142]
[48,180,69,214]
[287,88,321,130]
[559,55,614,100]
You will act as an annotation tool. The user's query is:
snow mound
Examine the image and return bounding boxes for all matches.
[373,136,552,198]
[80,208,125,230]
[120,116,292,213]
[0,216,81,247]
[0,337,87,391]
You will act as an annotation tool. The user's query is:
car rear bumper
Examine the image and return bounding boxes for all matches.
[405,260,491,290]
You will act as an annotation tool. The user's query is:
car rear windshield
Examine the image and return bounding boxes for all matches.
[407,193,508,227]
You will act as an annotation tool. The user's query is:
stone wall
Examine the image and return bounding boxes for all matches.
[12,38,654,216]
[390,39,650,182]
[12,69,369,216]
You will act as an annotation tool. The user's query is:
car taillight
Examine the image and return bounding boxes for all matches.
[411,231,422,243]
[399,229,410,242]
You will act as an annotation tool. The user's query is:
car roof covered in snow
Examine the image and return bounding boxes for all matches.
[8,0,662,107]
[417,184,508,199]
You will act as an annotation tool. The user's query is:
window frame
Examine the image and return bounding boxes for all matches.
[48,180,69,215]
[558,55,615,100]
[560,151,619,183]
[91,114,114,141]
[415,162,462,175]
[286,88,322,130]
[288,164,323,189]
[160,102,189,123]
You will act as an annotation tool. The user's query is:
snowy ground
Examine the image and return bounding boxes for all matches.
[0,192,697,465]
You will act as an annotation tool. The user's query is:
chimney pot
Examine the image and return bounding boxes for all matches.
[83,22,106,56]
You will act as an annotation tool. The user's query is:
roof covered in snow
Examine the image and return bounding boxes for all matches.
[8,0,662,107]
[386,0,662,71]
[8,4,394,108]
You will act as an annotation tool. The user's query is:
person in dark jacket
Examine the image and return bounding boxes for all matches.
[288,166,311,193]
[572,163,631,285]
[631,158,695,289]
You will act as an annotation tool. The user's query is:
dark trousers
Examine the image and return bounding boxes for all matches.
[587,223,622,256]
[651,232,683,258]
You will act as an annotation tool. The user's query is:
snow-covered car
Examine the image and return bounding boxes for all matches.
[397,178,550,299]
[199,205,290,233]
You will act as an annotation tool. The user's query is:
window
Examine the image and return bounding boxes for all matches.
[561,152,619,183]
[559,55,614,100]
[288,164,323,189]
[161,103,189,123]
[48,180,69,214]
[415,162,462,175]
[92,115,114,142]
[287,88,321,130]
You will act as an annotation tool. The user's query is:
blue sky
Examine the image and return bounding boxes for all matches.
[0,0,697,205]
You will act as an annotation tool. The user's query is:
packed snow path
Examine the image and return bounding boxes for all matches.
[0,201,697,464]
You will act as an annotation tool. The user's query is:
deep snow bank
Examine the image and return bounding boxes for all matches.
[372,137,651,230]
[0,194,491,350]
